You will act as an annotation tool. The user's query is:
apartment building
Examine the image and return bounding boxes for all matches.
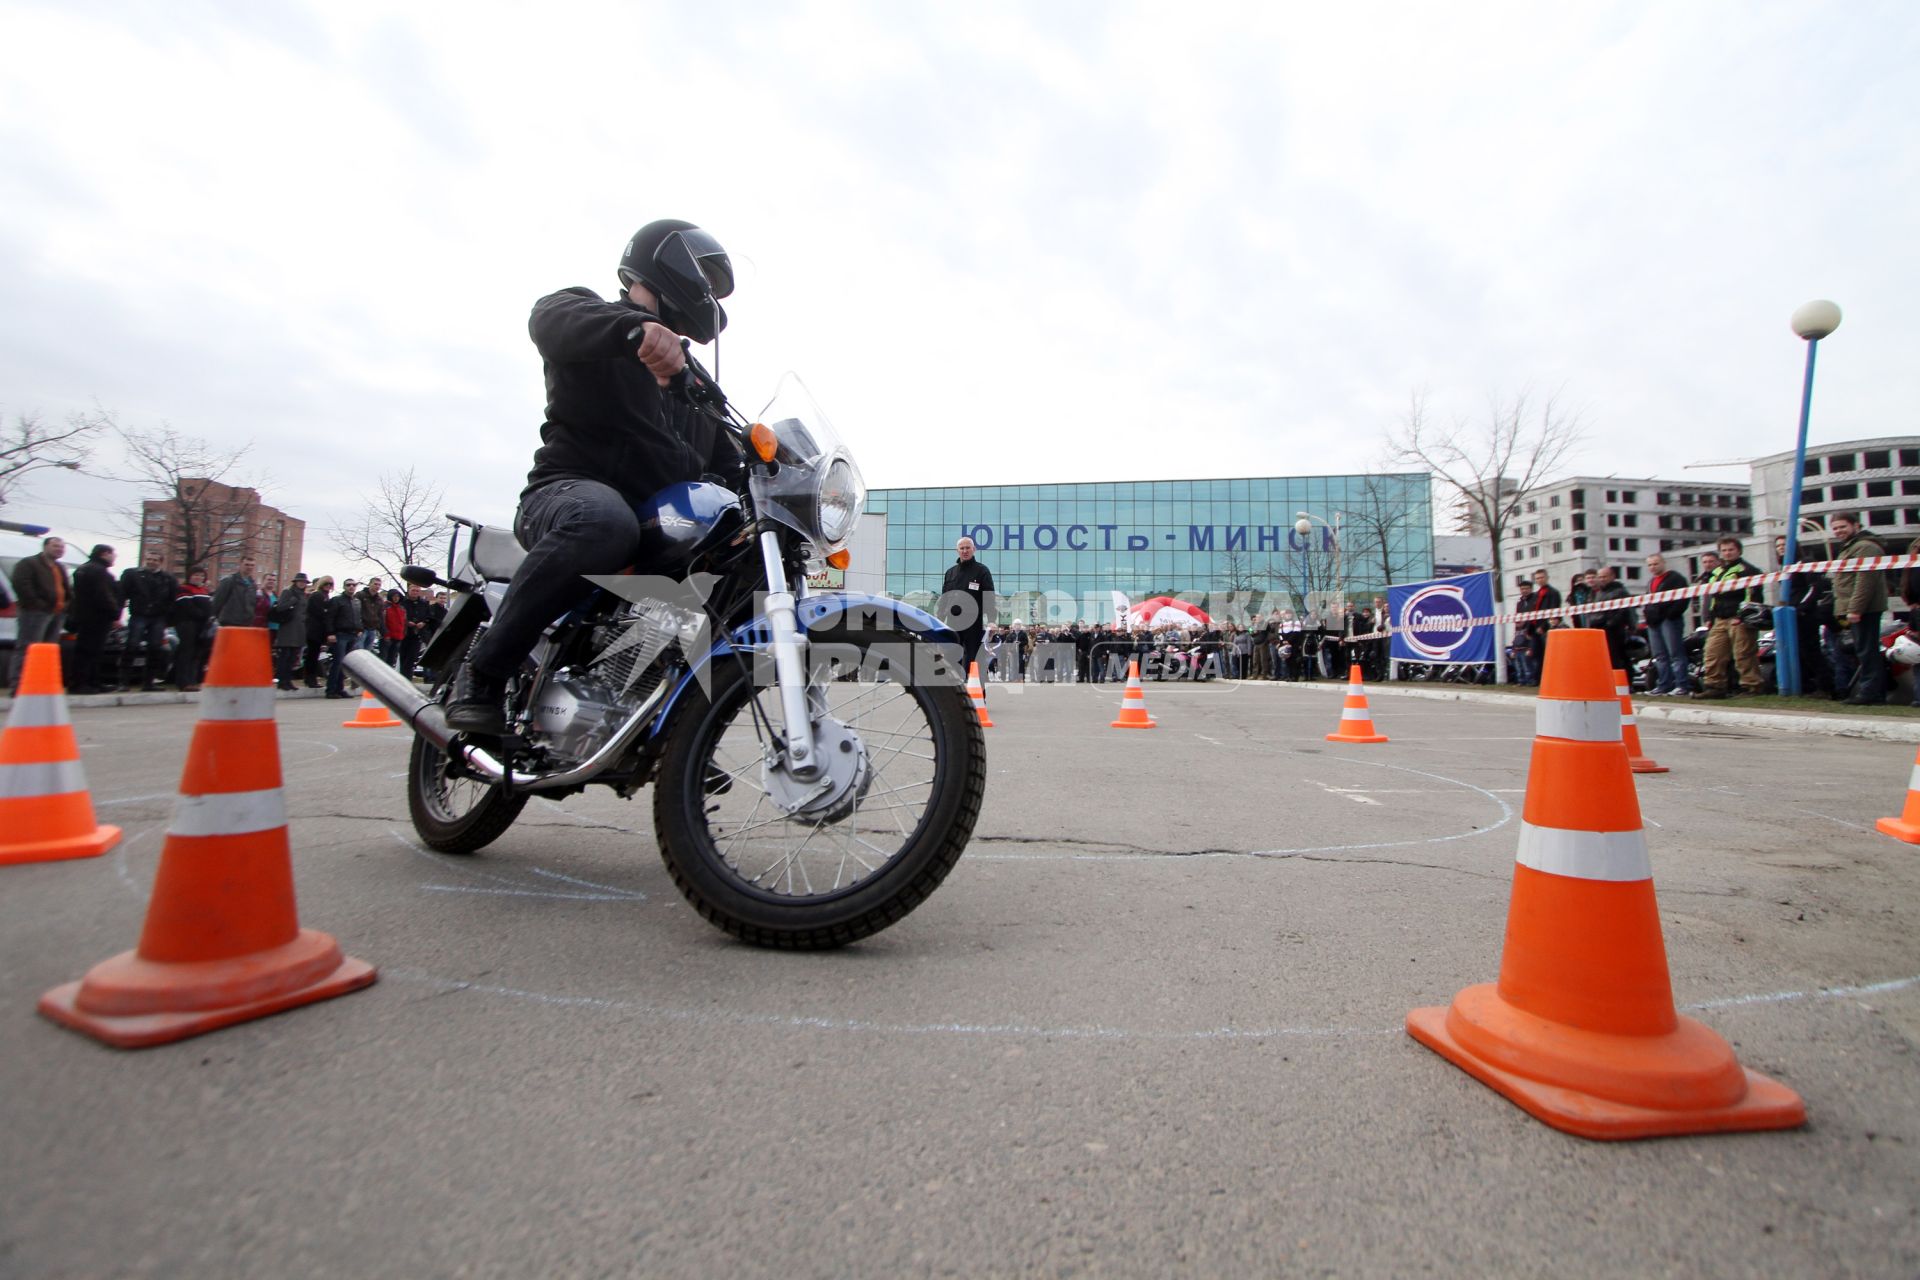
[139,479,305,584]
[1497,476,1752,592]
[1749,435,1920,555]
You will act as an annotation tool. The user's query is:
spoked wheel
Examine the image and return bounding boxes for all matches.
[652,631,986,948]
[407,704,529,855]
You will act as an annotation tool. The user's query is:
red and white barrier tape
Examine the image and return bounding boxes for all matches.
[1341,552,1918,644]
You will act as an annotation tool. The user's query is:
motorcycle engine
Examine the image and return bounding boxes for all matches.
[526,599,701,765]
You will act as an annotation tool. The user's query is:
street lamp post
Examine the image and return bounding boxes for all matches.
[1773,299,1842,697]
[1294,511,1347,653]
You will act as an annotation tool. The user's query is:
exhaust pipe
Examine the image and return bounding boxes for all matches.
[343,650,506,784]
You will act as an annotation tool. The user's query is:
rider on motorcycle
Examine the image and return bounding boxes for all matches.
[447,220,740,735]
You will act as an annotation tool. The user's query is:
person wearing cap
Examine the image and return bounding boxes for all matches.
[269,574,310,690]
[69,544,123,694]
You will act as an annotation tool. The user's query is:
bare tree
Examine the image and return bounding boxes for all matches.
[117,424,259,578]
[327,466,449,583]
[1384,388,1584,611]
[1209,547,1259,622]
[1343,471,1426,590]
[1264,542,1341,616]
[0,408,112,509]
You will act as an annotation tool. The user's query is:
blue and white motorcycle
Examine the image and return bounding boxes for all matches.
[346,364,984,949]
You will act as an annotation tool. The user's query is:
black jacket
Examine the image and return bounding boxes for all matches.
[938,558,995,635]
[1705,558,1763,620]
[120,565,178,617]
[1643,570,1689,625]
[1524,585,1561,634]
[71,557,124,625]
[327,593,361,637]
[306,591,333,644]
[521,288,728,504]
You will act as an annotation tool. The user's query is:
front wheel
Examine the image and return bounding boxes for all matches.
[652,631,985,948]
[408,726,530,855]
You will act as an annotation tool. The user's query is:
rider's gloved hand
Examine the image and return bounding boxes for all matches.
[634,321,688,387]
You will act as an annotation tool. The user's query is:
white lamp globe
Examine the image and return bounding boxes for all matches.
[1294,515,1314,538]
[1790,299,1842,341]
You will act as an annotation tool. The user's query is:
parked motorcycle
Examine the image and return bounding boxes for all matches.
[345,359,986,949]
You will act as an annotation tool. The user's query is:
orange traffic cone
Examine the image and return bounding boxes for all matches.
[1614,669,1667,775]
[343,690,403,729]
[1325,665,1388,743]
[1406,629,1804,1139]
[0,643,120,866]
[965,662,994,729]
[39,628,376,1049]
[1874,747,1920,843]
[1110,660,1156,729]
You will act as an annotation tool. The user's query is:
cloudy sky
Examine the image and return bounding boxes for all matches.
[2,0,1914,580]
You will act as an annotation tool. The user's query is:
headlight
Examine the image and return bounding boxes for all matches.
[817,456,863,545]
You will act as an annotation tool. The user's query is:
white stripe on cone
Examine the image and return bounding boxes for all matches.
[1515,821,1652,882]
[0,758,88,799]
[4,694,71,729]
[1340,706,1371,721]
[198,687,279,721]
[169,788,288,838]
[1535,700,1623,743]
[1908,762,1920,794]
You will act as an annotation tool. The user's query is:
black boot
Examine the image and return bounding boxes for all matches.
[445,670,507,736]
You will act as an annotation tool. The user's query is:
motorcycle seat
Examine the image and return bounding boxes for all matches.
[470,525,528,582]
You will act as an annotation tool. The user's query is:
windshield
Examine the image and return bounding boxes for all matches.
[752,374,866,554]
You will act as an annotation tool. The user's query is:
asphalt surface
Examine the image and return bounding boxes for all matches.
[3,679,1918,1278]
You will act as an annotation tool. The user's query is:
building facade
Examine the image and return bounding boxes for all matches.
[865,473,1433,623]
[139,480,305,585]
[1498,476,1752,592]
[1749,435,1920,556]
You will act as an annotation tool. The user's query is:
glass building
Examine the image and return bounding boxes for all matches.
[865,474,1433,623]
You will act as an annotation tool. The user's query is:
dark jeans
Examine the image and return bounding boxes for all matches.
[121,614,170,687]
[173,627,205,688]
[1645,616,1685,692]
[469,478,644,685]
[402,632,424,679]
[273,644,303,688]
[1847,613,1886,702]
[327,631,359,696]
[73,618,113,690]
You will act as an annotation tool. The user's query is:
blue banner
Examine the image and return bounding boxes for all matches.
[1389,571,1495,664]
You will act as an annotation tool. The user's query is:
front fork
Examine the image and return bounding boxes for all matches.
[758,530,822,779]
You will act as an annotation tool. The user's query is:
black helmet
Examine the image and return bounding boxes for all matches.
[617,219,734,344]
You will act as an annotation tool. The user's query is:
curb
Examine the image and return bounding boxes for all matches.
[1231,679,1920,744]
[0,687,334,712]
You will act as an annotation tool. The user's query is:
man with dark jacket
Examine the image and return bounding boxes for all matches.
[325,580,363,699]
[1829,513,1888,704]
[119,550,177,690]
[1695,538,1765,698]
[1641,554,1690,695]
[1509,577,1536,684]
[1773,534,1832,698]
[1583,567,1632,672]
[211,557,258,628]
[402,583,434,679]
[69,544,123,693]
[1523,568,1560,681]
[8,535,69,690]
[269,575,310,690]
[448,218,738,736]
[357,577,385,652]
[939,535,996,681]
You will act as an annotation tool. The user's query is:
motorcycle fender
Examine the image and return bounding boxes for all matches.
[648,592,957,739]
[420,590,489,675]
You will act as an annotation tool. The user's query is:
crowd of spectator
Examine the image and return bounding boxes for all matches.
[3,538,448,698]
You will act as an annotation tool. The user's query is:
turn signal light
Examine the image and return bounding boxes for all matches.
[826,548,851,570]
[749,423,778,462]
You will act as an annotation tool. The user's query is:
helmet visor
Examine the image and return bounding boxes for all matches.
[657,228,734,300]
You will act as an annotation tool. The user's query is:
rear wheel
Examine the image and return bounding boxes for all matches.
[652,631,985,948]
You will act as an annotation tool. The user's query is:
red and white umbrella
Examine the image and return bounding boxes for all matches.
[1123,596,1211,630]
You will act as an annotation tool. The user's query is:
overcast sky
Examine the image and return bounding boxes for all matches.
[2,0,1915,581]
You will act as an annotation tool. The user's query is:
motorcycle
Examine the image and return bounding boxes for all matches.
[344,358,986,949]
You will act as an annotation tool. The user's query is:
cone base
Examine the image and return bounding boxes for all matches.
[1875,816,1920,844]
[1629,758,1669,774]
[1325,731,1388,743]
[39,943,376,1050]
[342,719,403,728]
[1406,1002,1805,1140]
[0,824,121,866]
[973,713,995,728]
[1111,716,1157,729]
